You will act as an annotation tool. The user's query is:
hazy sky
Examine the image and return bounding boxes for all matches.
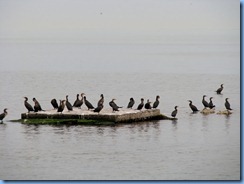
[0,0,240,73]
[0,0,240,43]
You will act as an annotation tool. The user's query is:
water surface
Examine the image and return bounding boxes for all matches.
[0,42,240,180]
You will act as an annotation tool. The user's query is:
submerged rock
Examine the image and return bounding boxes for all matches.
[200,108,215,114]
[217,110,232,115]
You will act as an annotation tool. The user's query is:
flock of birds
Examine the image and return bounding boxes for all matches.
[0,83,233,123]
[22,94,161,114]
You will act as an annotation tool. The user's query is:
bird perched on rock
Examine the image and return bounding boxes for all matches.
[24,97,34,113]
[51,99,59,109]
[171,106,178,118]
[33,98,44,112]
[84,96,94,110]
[73,94,82,108]
[145,99,152,109]
[0,108,8,123]
[153,95,160,109]
[94,104,104,113]
[65,95,73,111]
[137,98,144,110]
[97,94,104,107]
[202,95,209,109]
[127,98,135,109]
[188,100,199,113]
[225,98,232,111]
[109,99,122,112]
[57,100,66,113]
[209,97,215,109]
[216,84,224,94]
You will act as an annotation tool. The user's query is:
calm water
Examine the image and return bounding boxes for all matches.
[0,42,240,180]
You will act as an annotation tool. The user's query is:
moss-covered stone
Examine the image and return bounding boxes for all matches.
[9,119,115,125]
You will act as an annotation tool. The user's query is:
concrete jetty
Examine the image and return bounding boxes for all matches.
[21,108,176,123]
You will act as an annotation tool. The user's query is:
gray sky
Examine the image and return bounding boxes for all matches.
[0,0,240,43]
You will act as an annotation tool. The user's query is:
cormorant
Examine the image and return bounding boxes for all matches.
[80,93,85,107]
[145,99,152,109]
[202,95,209,108]
[94,104,103,113]
[51,99,59,109]
[73,94,82,108]
[66,95,73,111]
[24,97,34,113]
[33,98,43,112]
[0,108,7,122]
[57,100,66,113]
[127,98,135,108]
[216,84,224,94]
[209,97,215,109]
[84,96,94,110]
[153,95,160,109]
[188,100,199,112]
[171,106,178,118]
[137,98,144,110]
[97,94,104,106]
[109,99,122,112]
[225,98,232,110]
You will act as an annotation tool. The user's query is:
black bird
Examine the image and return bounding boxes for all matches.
[97,94,104,106]
[51,99,59,109]
[84,96,94,110]
[73,94,82,108]
[153,95,160,109]
[109,99,122,112]
[57,100,66,113]
[24,97,34,113]
[127,97,135,108]
[209,97,215,109]
[65,95,73,111]
[216,84,224,94]
[202,95,209,108]
[33,98,43,112]
[171,106,178,118]
[145,99,152,109]
[225,98,232,110]
[137,98,144,110]
[94,104,104,113]
[188,100,199,112]
[0,108,8,122]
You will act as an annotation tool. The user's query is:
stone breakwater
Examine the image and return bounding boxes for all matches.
[21,108,177,123]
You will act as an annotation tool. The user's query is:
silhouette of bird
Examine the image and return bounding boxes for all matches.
[188,100,199,112]
[51,99,59,109]
[33,98,43,112]
[0,108,8,123]
[24,97,34,113]
[65,95,73,111]
[57,100,66,113]
[145,99,152,109]
[153,95,160,109]
[94,104,103,113]
[73,94,82,108]
[225,98,232,110]
[97,94,104,106]
[202,95,209,108]
[137,98,144,110]
[216,84,224,94]
[84,96,94,110]
[109,99,122,112]
[209,97,215,109]
[127,98,135,109]
[171,106,178,118]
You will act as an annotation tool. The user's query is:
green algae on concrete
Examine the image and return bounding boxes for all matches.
[20,109,177,124]
[10,118,116,125]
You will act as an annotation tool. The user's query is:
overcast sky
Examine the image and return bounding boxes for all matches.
[0,0,240,43]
